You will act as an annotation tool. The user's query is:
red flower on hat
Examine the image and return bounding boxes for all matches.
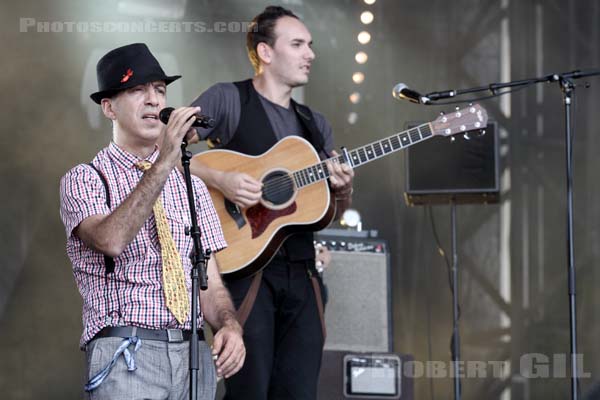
[120,68,134,83]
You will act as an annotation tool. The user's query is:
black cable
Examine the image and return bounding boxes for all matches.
[427,205,462,367]
[427,205,460,320]
[570,84,577,170]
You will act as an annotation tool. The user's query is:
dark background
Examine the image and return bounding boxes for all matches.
[2,0,600,399]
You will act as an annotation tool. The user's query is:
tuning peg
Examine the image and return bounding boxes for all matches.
[463,132,471,140]
[455,106,460,111]
[450,136,456,142]
[468,102,473,106]
[439,111,445,116]
[480,129,486,136]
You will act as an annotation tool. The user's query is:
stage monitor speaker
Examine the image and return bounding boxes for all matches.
[404,121,499,205]
[316,234,392,353]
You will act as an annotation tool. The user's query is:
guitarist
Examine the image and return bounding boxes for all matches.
[190,6,354,400]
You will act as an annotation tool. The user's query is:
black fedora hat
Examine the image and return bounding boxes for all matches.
[90,43,181,104]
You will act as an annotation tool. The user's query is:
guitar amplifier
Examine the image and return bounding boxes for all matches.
[404,121,500,205]
[314,232,391,352]
[315,232,410,399]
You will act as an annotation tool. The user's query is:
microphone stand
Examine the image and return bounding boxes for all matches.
[422,68,600,400]
[180,140,210,400]
[424,69,599,102]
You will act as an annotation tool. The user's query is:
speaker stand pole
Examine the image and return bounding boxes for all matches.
[450,200,462,400]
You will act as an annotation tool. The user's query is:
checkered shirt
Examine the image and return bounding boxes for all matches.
[59,142,227,348]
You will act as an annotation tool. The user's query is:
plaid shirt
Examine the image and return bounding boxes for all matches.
[59,142,226,348]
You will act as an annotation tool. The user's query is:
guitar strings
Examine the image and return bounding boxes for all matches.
[260,145,385,197]
[259,135,399,195]
[260,156,346,198]
[260,139,395,197]
[259,130,417,197]
[260,159,332,192]
[260,170,321,197]
[261,169,326,197]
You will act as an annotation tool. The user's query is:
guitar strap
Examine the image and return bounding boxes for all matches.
[309,270,327,341]
[235,271,263,327]
[235,268,327,342]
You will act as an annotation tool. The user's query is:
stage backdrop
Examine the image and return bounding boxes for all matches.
[2,1,600,399]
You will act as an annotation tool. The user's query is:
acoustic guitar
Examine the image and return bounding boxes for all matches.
[191,104,488,278]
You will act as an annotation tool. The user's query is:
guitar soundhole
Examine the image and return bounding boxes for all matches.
[262,170,295,206]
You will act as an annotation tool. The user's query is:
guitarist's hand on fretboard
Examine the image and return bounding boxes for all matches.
[326,150,355,220]
[219,171,262,209]
[326,150,355,195]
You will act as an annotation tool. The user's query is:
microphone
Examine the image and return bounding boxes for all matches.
[426,89,456,101]
[392,83,430,104]
[159,107,216,128]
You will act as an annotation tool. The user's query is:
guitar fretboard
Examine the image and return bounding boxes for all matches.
[292,123,433,188]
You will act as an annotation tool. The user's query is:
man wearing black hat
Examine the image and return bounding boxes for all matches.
[59,43,245,399]
[189,6,354,400]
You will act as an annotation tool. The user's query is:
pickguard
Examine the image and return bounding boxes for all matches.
[246,202,297,239]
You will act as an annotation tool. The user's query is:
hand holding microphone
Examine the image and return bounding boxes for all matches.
[159,107,216,129]
[159,106,215,145]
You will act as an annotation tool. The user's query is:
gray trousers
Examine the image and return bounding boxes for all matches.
[85,337,216,400]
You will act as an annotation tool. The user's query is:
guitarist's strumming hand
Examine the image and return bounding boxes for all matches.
[220,171,262,208]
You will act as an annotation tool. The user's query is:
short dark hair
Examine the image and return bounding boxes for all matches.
[246,6,299,72]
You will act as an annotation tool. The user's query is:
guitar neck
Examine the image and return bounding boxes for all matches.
[292,122,434,188]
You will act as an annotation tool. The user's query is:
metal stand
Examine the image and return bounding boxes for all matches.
[422,69,600,400]
[180,141,210,400]
[450,201,461,400]
[560,77,578,400]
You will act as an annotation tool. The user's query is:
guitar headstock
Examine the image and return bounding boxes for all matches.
[431,103,488,136]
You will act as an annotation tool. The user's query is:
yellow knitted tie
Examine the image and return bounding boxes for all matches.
[136,160,189,324]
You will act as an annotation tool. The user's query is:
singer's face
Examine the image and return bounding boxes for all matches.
[108,81,166,145]
[266,16,315,88]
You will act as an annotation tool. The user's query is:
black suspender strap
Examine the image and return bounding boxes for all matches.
[88,163,115,274]
[88,162,123,324]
